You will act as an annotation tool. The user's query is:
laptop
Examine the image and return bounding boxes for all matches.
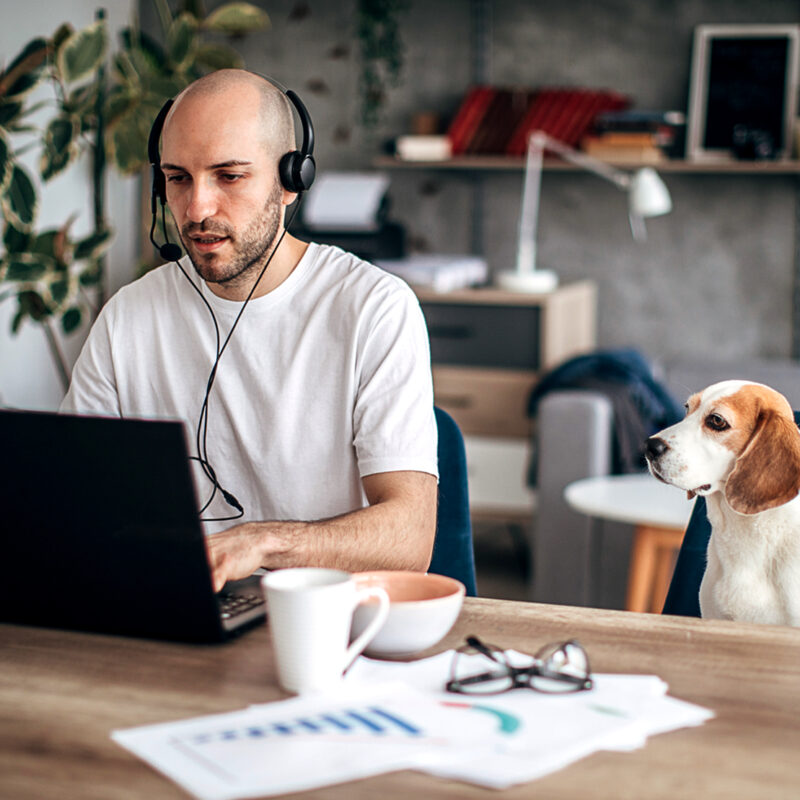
[0,409,266,643]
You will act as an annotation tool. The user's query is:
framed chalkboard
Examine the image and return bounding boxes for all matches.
[687,25,800,161]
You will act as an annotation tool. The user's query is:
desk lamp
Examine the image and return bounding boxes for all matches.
[496,130,673,293]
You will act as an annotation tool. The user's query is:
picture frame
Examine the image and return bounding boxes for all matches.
[686,24,800,162]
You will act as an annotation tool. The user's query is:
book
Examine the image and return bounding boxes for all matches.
[505,88,629,155]
[447,86,497,155]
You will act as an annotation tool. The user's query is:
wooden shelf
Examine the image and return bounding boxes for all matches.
[374,155,800,174]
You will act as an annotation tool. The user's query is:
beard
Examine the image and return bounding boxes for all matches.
[180,182,283,291]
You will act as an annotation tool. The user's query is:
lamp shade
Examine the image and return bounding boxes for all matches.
[628,167,672,218]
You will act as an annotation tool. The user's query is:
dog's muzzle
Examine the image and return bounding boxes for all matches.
[645,436,669,461]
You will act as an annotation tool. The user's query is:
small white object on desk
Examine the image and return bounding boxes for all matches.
[377,254,488,292]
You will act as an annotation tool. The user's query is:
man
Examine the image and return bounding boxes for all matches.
[61,70,439,591]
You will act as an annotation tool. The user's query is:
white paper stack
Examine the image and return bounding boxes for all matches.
[112,651,713,800]
[376,254,488,292]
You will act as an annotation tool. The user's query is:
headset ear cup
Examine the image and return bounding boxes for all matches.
[279,151,316,193]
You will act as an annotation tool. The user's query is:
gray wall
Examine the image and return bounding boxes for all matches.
[152,0,800,363]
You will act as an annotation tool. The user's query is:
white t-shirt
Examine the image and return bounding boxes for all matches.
[61,242,438,533]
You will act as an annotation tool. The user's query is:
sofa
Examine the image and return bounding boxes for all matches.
[528,355,800,609]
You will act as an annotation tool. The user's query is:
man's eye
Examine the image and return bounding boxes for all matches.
[705,413,729,431]
[220,173,243,182]
[166,174,187,183]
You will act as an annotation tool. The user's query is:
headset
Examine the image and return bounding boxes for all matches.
[147,79,316,261]
[146,76,316,521]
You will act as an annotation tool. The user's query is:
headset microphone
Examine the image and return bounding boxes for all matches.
[146,75,316,523]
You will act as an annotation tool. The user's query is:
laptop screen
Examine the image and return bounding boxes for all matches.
[0,410,234,642]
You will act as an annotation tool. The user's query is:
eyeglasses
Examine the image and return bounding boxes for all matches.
[445,635,594,695]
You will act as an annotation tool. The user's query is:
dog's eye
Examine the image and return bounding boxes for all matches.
[705,413,730,431]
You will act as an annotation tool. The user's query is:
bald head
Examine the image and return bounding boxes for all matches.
[165,70,295,161]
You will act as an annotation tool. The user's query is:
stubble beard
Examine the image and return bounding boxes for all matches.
[182,184,283,291]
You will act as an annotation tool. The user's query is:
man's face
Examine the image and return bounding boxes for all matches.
[160,89,289,294]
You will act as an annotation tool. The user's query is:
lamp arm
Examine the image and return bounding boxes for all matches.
[529,131,631,190]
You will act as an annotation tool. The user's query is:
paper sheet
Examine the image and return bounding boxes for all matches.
[302,172,390,231]
[112,652,713,798]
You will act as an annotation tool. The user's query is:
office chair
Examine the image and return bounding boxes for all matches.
[663,409,800,617]
[428,407,477,596]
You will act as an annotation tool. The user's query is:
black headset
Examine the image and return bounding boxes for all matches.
[147,79,316,261]
[145,77,316,521]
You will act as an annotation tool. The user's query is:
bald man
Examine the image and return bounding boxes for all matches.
[61,70,438,591]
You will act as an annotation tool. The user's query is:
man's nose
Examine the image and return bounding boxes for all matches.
[186,179,218,222]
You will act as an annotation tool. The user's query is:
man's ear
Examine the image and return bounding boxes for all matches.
[725,412,800,514]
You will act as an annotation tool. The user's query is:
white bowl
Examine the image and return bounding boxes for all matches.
[351,571,465,658]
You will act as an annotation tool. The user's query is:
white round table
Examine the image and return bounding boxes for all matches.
[564,473,694,613]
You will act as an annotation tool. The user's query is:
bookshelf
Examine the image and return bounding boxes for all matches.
[374,155,800,174]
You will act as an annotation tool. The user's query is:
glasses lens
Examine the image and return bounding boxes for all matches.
[529,640,591,693]
[448,647,514,695]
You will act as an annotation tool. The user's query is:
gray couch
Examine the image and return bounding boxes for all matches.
[528,356,800,609]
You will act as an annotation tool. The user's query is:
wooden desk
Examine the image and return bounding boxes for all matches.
[3,599,800,799]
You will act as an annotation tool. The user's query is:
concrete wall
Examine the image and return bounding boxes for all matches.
[0,0,139,410]
[225,0,800,364]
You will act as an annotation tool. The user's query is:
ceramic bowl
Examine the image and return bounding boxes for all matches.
[351,571,465,658]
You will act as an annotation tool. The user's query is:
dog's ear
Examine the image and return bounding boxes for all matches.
[725,411,800,514]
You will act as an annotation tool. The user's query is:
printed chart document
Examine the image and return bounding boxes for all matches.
[112,652,713,799]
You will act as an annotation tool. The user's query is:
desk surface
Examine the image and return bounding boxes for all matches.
[3,598,800,799]
[565,473,693,529]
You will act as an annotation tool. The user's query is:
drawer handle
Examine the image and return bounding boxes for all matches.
[428,325,474,340]
[437,394,474,409]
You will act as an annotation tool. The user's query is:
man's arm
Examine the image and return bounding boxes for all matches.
[206,470,438,591]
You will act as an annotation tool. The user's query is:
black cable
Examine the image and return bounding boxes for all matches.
[167,197,305,522]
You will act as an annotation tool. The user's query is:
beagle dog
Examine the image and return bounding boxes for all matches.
[645,380,800,626]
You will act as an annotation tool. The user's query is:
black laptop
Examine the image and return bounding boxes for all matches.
[0,409,265,643]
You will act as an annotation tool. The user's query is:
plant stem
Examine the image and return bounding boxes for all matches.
[93,7,108,308]
[44,317,70,392]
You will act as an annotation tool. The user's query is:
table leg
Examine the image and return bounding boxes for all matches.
[626,525,686,614]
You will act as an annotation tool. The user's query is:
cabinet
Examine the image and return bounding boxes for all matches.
[414,281,597,517]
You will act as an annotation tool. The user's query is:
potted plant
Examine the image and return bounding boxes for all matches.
[0,1,270,389]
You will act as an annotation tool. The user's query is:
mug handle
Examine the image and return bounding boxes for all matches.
[344,586,390,669]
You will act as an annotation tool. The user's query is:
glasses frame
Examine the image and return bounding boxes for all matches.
[445,635,594,695]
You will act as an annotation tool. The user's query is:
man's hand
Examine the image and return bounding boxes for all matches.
[204,470,437,592]
[206,522,272,592]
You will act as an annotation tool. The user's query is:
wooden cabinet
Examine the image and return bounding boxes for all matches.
[413,281,596,520]
[415,281,597,439]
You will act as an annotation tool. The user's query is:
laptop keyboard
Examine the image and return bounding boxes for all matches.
[218,591,265,620]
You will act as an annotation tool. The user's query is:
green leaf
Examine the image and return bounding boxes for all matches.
[79,260,102,286]
[64,83,99,116]
[104,85,138,126]
[203,3,270,35]
[168,13,198,69]
[107,110,150,174]
[52,23,74,54]
[3,221,30,254]
[0,38,50,101]
[39,115,81,181]
[56,20,108,84]
[5,254,51,281]
[181,0,206,20]
[74,228,112,260]
[0,100,23,127]
[0,131,11,191]
[61,306,82,333]
[194,43,244,71]
[48,276,69,306]
[17,290,50,323]
[1,164,37,229]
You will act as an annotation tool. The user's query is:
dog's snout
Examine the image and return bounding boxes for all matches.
[646,436,669,459]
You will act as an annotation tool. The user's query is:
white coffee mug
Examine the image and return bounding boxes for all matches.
[262,567,390,694]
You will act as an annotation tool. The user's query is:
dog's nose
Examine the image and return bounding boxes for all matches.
[645,437,669,459]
